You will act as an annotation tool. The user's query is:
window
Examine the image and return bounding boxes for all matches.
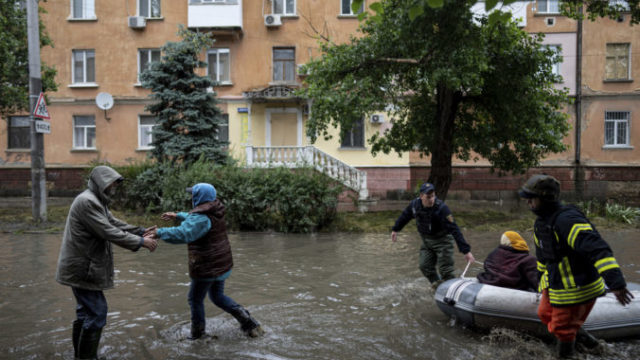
[273,0,295,15]
[605,43,631,80]
[537,0,559,13]
[207,48,231,84]
[138,115,156,149]
[72,49,95,84]
[341,117,365,148]
[604,111,630,146]
[273,48,295,82]
[138,49,161,82]
[71,0,95,19]
[8,116,30,149]
[218,114,229,142]
[139,0,161,18]
[73,115,96,149]
[543,44,561,77]
[341,0,364,15]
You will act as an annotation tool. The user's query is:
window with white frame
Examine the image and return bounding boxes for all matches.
[73,115,96,149]
[72,49,95,84]
[139,0,161,18]
[605,43,631,80]
[273,0,295,15]
[217,114,229,142]
[604,111,630,147]
[341,117,365,148]
[543,44,561,77]
[138,48,161,82]
[71,0,95,19]
[273,47,295,82]
[138,115,157,149]
[207,48,231,84]
[8,116,31,149]
[536,0,559,13]
[341,0,364,15]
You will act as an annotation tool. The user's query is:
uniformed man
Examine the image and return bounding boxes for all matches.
[519,174,634,358]
[391,182,475,289]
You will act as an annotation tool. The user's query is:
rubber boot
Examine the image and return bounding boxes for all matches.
[230,307,264,337]
[188,322,206,340]
[72,320,83,359]
[77,327,106,360]
[576,328,605,355]
[556,340,576,359]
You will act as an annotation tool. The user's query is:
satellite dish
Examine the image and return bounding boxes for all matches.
[96,92,114,110]
[96,92,114,121]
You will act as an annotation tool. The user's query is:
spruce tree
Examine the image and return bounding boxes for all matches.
[140,26,228,165]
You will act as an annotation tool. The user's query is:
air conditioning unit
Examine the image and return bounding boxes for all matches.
[370,114,384,124]
[297,64,308,76]
[264,14,282,27]
[128,16,146,29]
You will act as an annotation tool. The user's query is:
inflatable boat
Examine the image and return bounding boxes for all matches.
[434,278,640,340]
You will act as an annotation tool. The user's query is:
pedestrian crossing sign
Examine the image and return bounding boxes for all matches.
[33,92,50,120]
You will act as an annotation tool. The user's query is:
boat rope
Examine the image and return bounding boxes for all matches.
[461,261,472,277]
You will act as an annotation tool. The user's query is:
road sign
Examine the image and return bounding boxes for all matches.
[33,92,50,119]
[35,120,51,134]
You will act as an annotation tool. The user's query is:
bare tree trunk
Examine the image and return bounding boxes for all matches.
[428,84,461,201]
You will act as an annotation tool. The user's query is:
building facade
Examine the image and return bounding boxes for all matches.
[1,0,639,202]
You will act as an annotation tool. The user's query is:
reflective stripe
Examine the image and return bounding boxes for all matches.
[538,271,549,292]
[534,233,539,247]
[548,278,605,305]
[559,257,576,288]
[567,223,592,248]
[595,257,620,274]
[537,261,546,272]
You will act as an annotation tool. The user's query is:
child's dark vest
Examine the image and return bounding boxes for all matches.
[187,200,233,279]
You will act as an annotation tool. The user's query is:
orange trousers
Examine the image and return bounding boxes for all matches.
[537,289,596,342]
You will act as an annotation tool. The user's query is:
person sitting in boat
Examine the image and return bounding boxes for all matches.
[476,231,538,291]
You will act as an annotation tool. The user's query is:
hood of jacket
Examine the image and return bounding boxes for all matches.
[88,166,123,204]
[191,183,217,208]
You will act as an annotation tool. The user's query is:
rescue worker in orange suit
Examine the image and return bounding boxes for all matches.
[518,174,634,358]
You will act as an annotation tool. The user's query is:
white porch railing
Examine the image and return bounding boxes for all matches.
[245,146,368,200]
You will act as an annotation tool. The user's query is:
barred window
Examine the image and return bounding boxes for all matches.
[604,111,630,146]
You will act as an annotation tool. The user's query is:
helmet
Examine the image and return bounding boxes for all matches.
[518,174,560,201]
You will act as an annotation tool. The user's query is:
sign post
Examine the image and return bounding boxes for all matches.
[27,0,47,223]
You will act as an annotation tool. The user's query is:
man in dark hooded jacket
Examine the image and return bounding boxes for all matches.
[150,183,263,340]
[56,165,158,360]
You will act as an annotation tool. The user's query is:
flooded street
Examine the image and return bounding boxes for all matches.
[1,230,639,359]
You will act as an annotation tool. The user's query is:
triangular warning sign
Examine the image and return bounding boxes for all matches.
[33,92,50,120]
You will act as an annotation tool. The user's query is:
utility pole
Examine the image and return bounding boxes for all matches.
[27,0,47,222]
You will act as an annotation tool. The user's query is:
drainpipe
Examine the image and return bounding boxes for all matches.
[574,6,584,200]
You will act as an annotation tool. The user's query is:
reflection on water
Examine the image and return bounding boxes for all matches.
[1,230,639,359]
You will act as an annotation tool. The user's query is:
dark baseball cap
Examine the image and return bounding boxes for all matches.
[420,182,435,194]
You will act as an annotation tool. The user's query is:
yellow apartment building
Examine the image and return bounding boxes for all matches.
[1,1,639,202]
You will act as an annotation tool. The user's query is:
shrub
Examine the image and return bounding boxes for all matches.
[136,159,343,233]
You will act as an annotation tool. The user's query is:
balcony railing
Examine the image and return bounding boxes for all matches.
[245,146,369,200]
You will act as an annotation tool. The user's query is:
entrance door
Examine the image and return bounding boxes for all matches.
[270,112,298,146]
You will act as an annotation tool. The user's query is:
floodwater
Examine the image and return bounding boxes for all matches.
[1,229,639,360]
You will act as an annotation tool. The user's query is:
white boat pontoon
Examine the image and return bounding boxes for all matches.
[435,278,640,340]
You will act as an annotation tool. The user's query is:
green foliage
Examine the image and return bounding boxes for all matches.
[605,203,640,224]
[140,26,229,166]
[0,1,58,117]
[158,160,343,233]
[354,0,640,25]
[300,0,570,199]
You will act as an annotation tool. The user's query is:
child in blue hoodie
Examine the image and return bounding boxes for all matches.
[151,183,263,339]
